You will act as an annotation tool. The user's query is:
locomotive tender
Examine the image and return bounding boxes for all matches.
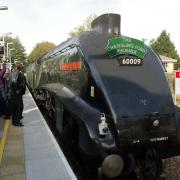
[26,14,180,179]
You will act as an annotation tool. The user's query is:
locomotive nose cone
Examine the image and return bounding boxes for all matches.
[101,154,124,178]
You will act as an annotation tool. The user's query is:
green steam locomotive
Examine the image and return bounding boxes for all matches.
[26,14,180,179]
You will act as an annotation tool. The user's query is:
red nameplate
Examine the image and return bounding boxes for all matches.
[60,61,81,71]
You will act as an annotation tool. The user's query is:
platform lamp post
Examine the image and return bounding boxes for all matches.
[2,32,12,61]
[9,48,14,69]
[6,42,13,60]
[0,6,9,60]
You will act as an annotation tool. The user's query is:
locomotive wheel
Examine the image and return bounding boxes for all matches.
[145,148,162,180]
[61,113,79,152]
[46,92,56,126]
[136,148,162,180]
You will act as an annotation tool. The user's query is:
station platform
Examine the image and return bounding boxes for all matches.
[0,89,77,180]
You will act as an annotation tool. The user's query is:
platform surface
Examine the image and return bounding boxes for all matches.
[0,89,77,180]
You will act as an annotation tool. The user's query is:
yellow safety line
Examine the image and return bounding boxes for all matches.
[0,120,10,164]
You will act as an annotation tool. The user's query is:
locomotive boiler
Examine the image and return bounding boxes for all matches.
[26,14,180,179]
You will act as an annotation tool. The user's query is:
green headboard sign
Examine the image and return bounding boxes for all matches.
[106,37,147,59]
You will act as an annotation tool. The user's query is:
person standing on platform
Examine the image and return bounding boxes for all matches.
[4,68,11,119]
[0,59,7,117]
[10,63,26,126]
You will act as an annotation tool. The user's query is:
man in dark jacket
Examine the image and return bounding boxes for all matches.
[10,63,26,126]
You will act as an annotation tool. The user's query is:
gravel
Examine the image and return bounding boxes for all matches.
[163,156,180,180]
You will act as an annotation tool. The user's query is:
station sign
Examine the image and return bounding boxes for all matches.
[175,71,180,105]
[176,71,180,78]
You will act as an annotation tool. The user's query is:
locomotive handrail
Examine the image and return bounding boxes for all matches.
[36,44,79,64]
[47,44,79,59]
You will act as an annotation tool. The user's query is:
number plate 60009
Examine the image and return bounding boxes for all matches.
[117,57,143,66]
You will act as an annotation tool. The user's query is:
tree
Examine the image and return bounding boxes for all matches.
[28,41,56,63]
[150,30,180,66]
[3,36,27,65]
[68,14,97,38]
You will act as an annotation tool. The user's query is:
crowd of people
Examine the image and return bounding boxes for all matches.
[0,59,26,127]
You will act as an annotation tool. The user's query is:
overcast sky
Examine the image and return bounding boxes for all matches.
[0,0,179,55]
